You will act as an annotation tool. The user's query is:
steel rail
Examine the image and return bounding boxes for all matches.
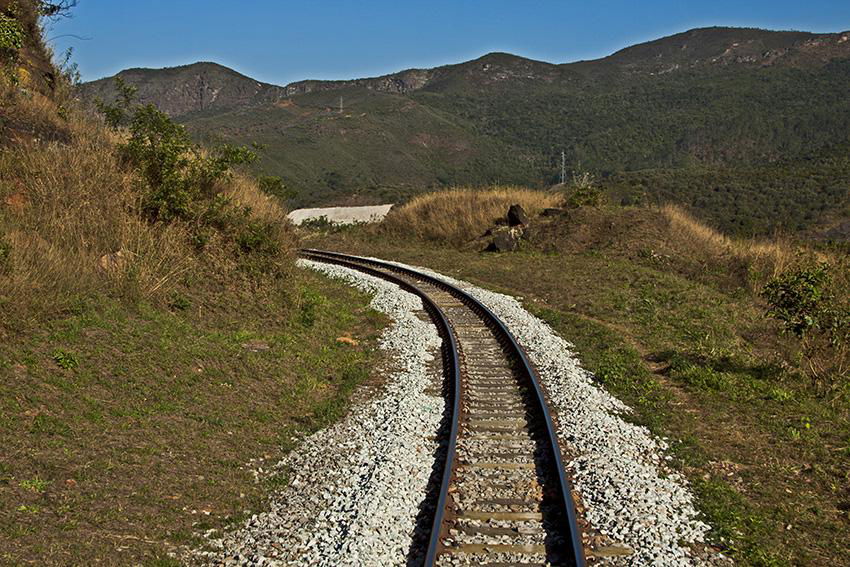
[299,248,586,567]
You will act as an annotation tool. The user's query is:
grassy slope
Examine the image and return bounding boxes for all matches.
[0,6,387,563]
[0,271,384,565]
[307,202,850,566]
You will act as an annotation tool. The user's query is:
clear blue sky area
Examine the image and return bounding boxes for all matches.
[49,0,850,85]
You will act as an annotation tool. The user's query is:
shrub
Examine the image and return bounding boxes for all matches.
[0,7,24,82]
[98,81,258,223]
[124,111,255,221]
[762,263,849,384]
[0,10,24,54]
[762,263,832,339]
[565,171,605,208]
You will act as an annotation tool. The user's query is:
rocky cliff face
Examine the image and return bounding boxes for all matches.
[284,68,433,96]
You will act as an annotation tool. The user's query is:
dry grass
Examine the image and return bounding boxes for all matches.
[381,186,561,244]
[225,173,290,225]
[0,81,71,144]
[0,91,294,328]
[660,204,799,278]
[1,116,173,322]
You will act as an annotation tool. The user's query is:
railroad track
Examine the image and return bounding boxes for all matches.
[299,249,586,567]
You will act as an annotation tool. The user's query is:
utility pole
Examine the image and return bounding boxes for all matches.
[560,150,566,185]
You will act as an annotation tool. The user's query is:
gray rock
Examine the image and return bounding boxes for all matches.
[507,203,529,226]
[487,226,523,252]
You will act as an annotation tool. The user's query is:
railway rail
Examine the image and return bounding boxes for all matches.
[299,249,586,567]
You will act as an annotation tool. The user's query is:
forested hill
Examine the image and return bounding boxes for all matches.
[79,27,850,237]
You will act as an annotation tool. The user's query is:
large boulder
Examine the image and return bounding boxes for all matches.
[507,204,529,227]
[487,226,523,252]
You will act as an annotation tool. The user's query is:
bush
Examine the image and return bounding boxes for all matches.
[98,88,259,223]
[0,10,24,54]
[565,171,605,208]
[126,108,257,222]
[762,263,849,384]
[762,263,832,338]
[0,7,24,82]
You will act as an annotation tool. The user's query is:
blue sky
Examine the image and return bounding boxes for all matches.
[49,0,850,85]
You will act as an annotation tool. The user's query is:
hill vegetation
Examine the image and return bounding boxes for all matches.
[80,27,850,237]
[0,3,384,563]
[5,4,849,564]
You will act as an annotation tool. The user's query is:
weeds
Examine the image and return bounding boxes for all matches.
[52,350,78,370]
[19,477,48,493]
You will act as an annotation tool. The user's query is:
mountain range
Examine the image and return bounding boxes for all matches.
[78,26,850,237]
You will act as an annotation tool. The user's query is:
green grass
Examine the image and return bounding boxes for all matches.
[310,227,850,566]
[0,269,387,564]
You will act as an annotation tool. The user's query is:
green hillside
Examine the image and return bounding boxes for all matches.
[186,87,538,206]
[79,26,850,236]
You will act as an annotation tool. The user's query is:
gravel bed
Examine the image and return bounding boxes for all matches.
[382,258,728,566]
[194,259,443,566]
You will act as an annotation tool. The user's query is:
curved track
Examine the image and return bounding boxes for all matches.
[300,249,586,567]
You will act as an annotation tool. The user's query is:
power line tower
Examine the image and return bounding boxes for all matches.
[559,150,566,185]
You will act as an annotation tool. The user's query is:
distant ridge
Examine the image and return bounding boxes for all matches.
[77,26,850,237]
[80,62,288,116]
[81,27,850,117]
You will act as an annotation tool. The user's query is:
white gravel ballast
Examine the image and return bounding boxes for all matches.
[198,259,444,566]
[199,255,727,567]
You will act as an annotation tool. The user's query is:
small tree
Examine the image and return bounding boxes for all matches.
[761,263,849,385]
[95,77,137,128]
[565,170,605,208]
[97,79,257,223]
